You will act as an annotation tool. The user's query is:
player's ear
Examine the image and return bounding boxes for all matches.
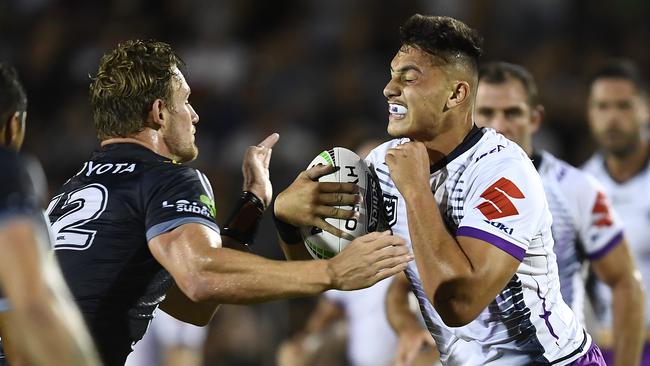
[446,81,471,110]
[149,99,166,128]
[5,111,26,151]
[530,104,544,134]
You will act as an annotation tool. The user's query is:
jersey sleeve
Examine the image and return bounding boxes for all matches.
[144,165,220,241]
[456,158,547,261]
[572,173,624,260]
[0,149,43,225]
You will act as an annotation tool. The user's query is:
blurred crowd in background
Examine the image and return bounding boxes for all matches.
[1,0,649,365]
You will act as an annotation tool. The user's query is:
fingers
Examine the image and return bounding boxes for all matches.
[372,260,410,282]
[257,132,280,148]
[372,241,411,262]
[314,218,356,241]
[305,164,337,181]
[313,205,358,220]
[317,192,361,206]
[318,182,359,193]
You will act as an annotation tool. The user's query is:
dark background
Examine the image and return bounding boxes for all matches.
[2,0,648,364]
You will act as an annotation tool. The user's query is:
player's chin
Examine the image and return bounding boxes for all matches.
[177,146,199,163]
[387,118,410,138]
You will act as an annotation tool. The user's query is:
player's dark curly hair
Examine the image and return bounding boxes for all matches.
[0,63,27,128]
[589,59,647,97]
[399,14,483,72]
[90,39,185,140]
[479,62,539,106]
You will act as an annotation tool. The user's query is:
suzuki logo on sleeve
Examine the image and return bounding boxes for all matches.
[592,191,613,227]
[476,177,525,220]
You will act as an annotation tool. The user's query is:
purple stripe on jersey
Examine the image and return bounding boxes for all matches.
[456,226,525,261]
[536,285,559,340]
[570,342,605,365]
[586,231,623,260]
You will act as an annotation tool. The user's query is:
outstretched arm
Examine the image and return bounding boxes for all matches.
[150,223,410,323]
[0,219,102,366]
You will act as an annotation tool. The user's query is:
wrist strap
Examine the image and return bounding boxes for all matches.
[221,191,265,245]
[272,202,303,245]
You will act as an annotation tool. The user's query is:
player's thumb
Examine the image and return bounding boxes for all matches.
[257,132,279,149]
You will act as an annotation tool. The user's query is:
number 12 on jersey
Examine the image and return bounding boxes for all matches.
[46,183,109,251]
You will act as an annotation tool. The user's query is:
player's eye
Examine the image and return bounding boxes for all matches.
[403,73,418,83]
[477,108,494,120]
[617,101,632,110]
[505,108,524,119]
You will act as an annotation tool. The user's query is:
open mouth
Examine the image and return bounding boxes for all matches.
[388,103,407,119]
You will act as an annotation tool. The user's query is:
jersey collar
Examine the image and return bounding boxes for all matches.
[430,125,484,174]
[94,143,173,163]
[531,150,543,171]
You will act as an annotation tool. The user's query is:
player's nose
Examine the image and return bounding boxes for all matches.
[190,105,199,124]
[383,78,401,99]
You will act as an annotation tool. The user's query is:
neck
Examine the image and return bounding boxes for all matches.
[422,110,474,166]
[604,139,650,183]
[101,129,175,160]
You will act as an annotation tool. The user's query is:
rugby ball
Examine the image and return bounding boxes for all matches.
[300,147,389,259]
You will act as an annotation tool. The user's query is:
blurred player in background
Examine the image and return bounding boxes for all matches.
[0,62,101,366]
[277,140,439,366]
[582,59,650,365]
[47,39,412,365]
[274,15,603,365]
[125,310,206,366]
[474,61,643,366]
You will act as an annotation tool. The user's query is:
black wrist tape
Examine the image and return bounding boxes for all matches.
[272,204,303,245]
[221,191,265,245]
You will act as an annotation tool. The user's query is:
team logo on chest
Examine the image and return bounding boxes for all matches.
[383,194,399,227]
[476,177,525,220]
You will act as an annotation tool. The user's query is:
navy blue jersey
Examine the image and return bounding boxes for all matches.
[47,143,219,365]
[0,146,46,312]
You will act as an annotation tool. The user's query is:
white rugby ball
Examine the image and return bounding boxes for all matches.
[300,147,388,259]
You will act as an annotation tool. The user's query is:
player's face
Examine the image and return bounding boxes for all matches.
[163,67,199,163]
[588,78,648,157]
[475,80,536,150]
[383,46,452,140]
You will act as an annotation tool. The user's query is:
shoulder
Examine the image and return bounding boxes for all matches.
[540,151,601,199]
[466,130,535,181]
[581,153,604,175]
[143,162,210,190]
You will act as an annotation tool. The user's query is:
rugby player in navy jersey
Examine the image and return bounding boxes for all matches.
[47,40,412,366]
[0,63,101,366]
[273,15,605,365]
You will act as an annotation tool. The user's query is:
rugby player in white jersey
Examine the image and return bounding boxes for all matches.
[274,15,604,365]
[473,62,643,365]
[582,59,650,365]
[385,61,645,366]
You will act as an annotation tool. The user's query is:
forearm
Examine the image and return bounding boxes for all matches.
[189,247,333,303]
[611,274,645,366]
[0,222,101,366]
[6,284,100,366]
[404,192,473,303]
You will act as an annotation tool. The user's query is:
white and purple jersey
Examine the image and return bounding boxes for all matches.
[583,153,650,327]
[366,127,590,365]
[534,150,624,325]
